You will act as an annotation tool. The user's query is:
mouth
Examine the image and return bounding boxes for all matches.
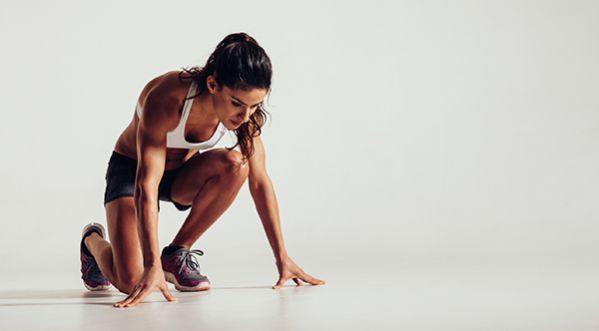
[230,118,243,127]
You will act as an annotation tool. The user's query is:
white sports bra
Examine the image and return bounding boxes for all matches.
[136,81,228,150]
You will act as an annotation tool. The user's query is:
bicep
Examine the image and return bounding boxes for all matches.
[136,124,166,190]
[135,92,177,190]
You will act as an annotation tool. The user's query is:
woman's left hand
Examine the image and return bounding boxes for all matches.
[272,256,326,289]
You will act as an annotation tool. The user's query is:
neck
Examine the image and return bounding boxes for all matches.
[194,92,220,126]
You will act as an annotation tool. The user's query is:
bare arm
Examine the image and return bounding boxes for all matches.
[134,91,174,268]
[248,135,287,261]
[114,84,179,308]
[248,135,325,288]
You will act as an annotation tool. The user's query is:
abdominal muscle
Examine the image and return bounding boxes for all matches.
[113,113,197,171]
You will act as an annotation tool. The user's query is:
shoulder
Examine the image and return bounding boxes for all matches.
[144,70,189,104]
[139,71,191,130]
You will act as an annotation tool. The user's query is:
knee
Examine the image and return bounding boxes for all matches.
[116,278,141,295]
[219,150,249,183]
[114,269,143,295]
[116,281,136,295]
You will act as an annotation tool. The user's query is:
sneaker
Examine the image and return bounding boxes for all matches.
[161,246,211,291]
[80,222,111,291]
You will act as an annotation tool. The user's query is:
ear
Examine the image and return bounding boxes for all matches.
[206,75,219,93]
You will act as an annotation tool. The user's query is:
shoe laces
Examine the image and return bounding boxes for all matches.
[178,249,204,274]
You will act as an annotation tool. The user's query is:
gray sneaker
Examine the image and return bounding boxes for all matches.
[80,222,111,291]
[161,246,211,291]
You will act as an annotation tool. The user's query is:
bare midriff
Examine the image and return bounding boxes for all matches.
[112,114,197,170]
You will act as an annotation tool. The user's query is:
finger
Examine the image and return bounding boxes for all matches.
[299,272,326,286]
[161,286,177,302]
[272,276,289,289]
[113,285,142,308]
[120,285,144,308]
[125,286,151,307]
[114,286,137,307]
[292,278,301,286]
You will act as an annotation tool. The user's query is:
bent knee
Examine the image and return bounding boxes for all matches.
[220,150,249,180]
[116,278,141,295]
[114,269,143,294]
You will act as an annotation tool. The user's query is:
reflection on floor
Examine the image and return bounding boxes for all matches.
[1,262,598,331]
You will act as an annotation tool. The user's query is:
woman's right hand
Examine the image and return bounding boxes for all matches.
[113,266,177,308]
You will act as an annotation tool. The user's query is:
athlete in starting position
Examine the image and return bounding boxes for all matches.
[79,32,325,308]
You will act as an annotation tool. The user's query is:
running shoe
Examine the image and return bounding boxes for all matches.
[161,246,211,291]
[80,222,111,291]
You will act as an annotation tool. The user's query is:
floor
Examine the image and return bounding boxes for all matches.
[1,258,598,331]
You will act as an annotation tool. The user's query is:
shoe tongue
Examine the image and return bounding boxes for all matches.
[163,244,187,256]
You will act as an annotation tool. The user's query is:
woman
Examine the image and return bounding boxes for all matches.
[79,32,325,308]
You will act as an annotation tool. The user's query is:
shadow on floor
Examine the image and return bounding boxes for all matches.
[0,289,121,306]
[0,284,285,307]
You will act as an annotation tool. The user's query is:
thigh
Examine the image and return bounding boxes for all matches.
[104,151,137,205]
[170,148,238,206]
[105,196,144,287]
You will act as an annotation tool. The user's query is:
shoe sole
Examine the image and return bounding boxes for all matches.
[164,271,211,292]
[82,222,106,239]
[81,222,111,291]
[84,283,112,291]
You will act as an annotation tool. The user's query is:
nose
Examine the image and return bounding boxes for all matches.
[240,107,252,122]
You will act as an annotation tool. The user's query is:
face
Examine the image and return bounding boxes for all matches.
[207,75,268,130]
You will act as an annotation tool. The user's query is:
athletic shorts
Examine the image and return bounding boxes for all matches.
[103,151,192,211]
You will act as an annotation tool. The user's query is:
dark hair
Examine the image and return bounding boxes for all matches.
[178,32,273,161]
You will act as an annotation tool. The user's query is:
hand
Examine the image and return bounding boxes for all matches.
[113,266,177,308]
[272,256,325,289]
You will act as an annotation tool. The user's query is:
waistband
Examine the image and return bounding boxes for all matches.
[109,151,138,166]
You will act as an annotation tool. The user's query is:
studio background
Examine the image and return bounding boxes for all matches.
[0,0,598,328]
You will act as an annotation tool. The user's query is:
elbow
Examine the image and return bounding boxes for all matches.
[134,181,159,201]
[248,174,270,194]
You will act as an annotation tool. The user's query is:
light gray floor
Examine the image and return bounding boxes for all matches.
[1,257,598,331]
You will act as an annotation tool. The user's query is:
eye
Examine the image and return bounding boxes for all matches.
[231,101,242,107]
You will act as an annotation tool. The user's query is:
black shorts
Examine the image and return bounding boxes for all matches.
[103,151,192,211]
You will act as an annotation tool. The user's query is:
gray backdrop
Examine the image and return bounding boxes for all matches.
[0,0,597,291]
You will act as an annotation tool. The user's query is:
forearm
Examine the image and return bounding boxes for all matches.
[250,179,288,262]
[134,185,161,268]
